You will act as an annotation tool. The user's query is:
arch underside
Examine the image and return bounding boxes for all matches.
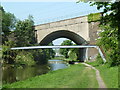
[39,30,88,61]
[39,30,88,45]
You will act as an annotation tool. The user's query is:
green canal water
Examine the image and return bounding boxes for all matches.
[2,60,68,84]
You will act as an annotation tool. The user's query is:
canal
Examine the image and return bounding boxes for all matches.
[2,60,68,84]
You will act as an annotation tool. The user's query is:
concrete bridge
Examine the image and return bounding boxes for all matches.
[34,15,100,61]
[34,16,90,45]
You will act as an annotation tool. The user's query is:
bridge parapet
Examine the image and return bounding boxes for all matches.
[35,16,88,30]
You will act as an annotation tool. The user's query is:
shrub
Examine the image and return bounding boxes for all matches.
[15,51,35,66]
[68,49,77,61]
[96,54,104,65]
[2,41,17,64]
[30,49,47,65]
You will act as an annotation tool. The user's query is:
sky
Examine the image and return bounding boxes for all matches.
[1,1,103,45]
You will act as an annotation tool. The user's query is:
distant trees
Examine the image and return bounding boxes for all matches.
[60,40,73,58]
[59,40,79,61]
[68,47,79,61]
[47,42,55,59]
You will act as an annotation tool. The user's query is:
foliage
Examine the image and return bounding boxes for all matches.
[96,54,104,65]
[51,56,65,60]
[31,49,47,65]
[1,6,49,66]
[30,43,55,65]
[3,64,98,88]
[0,6,17,44]
[68,48,78,61]
[31,42,55,65]
[60,40,73,58]
[78,1,120,66]
[88,13,101,22]
[97,25,119,66]
[2,41,17,64]
[90,1,120,28]
[14,15,36,47]
[88,54,104,67]
[15,51,35,66]
[47,42,55,59]
[94,2,120,66]
[60,40,79,61]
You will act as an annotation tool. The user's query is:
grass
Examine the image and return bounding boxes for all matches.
[3,64,98,88]
[51,56,65,60]
[87,61,118,88]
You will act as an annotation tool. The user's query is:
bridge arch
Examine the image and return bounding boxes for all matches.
[39,30,88,61]
[39,30,88,45]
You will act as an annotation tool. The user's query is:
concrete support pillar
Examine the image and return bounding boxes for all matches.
[85,48,88,62]
[79,48,86,62]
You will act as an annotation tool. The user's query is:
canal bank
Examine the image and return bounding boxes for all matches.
[3,63,98,88]
[2,60,68,84]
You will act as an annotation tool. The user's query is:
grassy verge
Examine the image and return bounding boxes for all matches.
[3,64,98,88]
[50,56,65,60]
[87,61,118,88]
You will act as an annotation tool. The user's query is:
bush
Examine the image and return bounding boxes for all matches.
[105,49,120,67]
[97,23,119,67]
[87,54,104,67]
[68,49,77,61]
[31,49,47,65]
[15,51,35,66]
[96,54,104,65]
[2,41,17,64]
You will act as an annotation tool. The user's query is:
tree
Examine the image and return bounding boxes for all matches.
[68,49,78,61]
[77,1,120,66]
[14,15,36,47]
[91,1,120,66]
[60,40,73,58]
[0,6,16,44]
[1,6,17,64]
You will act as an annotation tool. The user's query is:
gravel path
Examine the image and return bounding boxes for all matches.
[82,63,107,88]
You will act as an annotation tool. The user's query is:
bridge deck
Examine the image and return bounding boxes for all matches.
[0,45,106,63]
[10,45,97,50]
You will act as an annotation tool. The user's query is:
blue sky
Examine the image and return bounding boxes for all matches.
[1,2,102,45]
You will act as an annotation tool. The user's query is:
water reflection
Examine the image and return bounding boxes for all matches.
[2,65,49,84]
[48,60,68,71]
[2,59,68,84]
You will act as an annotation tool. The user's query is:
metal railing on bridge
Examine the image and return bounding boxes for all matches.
[0,45,106,63]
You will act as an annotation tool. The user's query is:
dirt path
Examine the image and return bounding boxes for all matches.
[82,63,107,88]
